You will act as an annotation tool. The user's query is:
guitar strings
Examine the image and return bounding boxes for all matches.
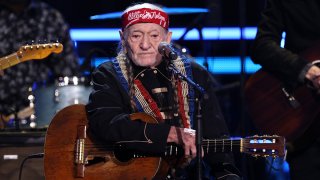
[70,141,280,157]
[82,142,278,148]
[80,139,280,151]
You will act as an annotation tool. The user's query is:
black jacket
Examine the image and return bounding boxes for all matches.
[86,59,241,179]
[251,0,320,87]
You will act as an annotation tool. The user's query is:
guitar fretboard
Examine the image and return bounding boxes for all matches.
[202,138,242,154]
[0,53,20,70]
[164,138,242,156]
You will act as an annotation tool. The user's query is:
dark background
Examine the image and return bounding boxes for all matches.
[2,0,290,179]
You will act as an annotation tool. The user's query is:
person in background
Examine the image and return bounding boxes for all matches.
[0,0,80,128]
[86,2,241,179]
[251,0,320,179]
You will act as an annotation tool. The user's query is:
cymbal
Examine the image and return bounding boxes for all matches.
[90,7,209,20]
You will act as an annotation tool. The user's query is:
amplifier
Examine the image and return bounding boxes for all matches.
[0,129,46,180]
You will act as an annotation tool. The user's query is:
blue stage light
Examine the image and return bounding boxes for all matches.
[70,27,258,41]
[79,56,261,74]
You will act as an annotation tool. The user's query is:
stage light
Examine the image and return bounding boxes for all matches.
[70,27,257,41]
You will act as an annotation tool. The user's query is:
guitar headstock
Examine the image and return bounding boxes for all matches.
[242,135,286,158]
[17,43,63,62]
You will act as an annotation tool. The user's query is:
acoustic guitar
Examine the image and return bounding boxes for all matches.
[44,104,285,180]
[244,44,320,144]
[0,42,63,70]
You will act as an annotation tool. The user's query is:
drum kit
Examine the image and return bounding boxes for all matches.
[33,76,92,128]
[0,6,209,130]
[0,76,92,129]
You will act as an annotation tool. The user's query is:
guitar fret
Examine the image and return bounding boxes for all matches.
[214,139,216,152]
[231,139,233,152]
[6,56,11,66]
[0,53,18,70]
[206,140,209,154]
[222,139,224,152]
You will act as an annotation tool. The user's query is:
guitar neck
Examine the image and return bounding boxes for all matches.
[0,53,20,70]
[165,138,242,157]
[202,138,242,154]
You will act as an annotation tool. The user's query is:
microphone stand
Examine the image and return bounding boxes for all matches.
[168,63,208,180]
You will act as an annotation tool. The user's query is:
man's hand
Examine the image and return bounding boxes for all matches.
[305,65,320,89]
[167,126,203,158]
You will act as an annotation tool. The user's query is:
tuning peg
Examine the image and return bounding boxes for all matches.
[27,41,34,50]
[23,41,31,50]
[54,39,61,47]
[54,38,60,43]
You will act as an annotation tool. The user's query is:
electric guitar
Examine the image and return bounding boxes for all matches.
[0,43,63,70]
[44,104,285,180]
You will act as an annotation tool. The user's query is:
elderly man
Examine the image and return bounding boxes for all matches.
[86,3,241,179]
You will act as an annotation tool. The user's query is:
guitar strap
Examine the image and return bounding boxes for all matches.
[112,53,195,128]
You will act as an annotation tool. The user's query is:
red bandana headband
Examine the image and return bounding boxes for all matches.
[121,8,169,30]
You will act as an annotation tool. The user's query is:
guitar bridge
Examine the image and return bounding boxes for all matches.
[75,138,85,164]
[74,125,86,178]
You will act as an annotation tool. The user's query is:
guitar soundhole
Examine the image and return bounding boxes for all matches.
[114,144,134,162]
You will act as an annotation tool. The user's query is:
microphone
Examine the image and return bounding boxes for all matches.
[158,42,178,60]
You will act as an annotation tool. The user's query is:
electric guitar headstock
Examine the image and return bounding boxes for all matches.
[17,43,63,62]
[242,135,286,158]
[0,42,64,70]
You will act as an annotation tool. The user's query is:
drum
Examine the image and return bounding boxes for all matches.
[33,76,92,128]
